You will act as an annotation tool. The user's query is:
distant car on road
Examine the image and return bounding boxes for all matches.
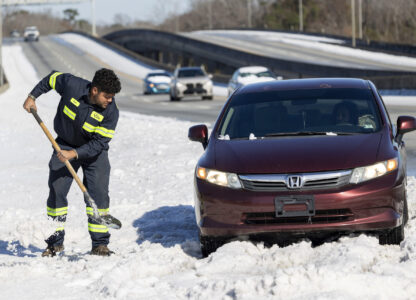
[10,30,20,38]
[23,26,40,42]
[170,66,213,101]
[189,78,414,257]
[227,66,282,96]
[143,70,172,95]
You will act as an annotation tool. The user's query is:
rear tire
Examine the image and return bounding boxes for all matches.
[200,234,223,257]
[202,96,213,100]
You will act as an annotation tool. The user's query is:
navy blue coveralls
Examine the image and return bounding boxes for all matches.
[30,71,119,248]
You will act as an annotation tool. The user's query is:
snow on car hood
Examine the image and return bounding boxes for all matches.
[148,76,171,83]
[214,133,383,174]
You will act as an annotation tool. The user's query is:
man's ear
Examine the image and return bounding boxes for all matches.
[91,86,99,96]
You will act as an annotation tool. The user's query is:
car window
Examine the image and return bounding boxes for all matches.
[256,71,276,78]
[147,73,170,78]
[239,70,275,78]
[217,88,382,139]
[178,69,205,77]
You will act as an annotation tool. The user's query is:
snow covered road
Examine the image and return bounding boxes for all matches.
[2,44,416,300]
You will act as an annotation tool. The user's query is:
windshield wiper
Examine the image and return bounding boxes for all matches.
[264,131,355,137]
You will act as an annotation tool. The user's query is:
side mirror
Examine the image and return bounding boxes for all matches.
[395,116,416,143]
[208,74,213,79]
[188,124,208,149]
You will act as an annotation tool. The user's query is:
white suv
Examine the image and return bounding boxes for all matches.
[24,26,40,42]
[170,67,213,101]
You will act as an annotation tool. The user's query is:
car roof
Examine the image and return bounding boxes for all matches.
[237,78,370,94]
[238,66,269,73]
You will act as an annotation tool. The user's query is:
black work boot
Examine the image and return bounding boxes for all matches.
[42,245,64,257]
[90,245,114,256]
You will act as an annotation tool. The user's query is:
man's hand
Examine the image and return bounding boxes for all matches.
[57,150,77,163]
[23,96,37,113]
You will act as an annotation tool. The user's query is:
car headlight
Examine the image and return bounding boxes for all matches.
[350,158,398,184]
[196,167,241,189]
[176,82,184,88]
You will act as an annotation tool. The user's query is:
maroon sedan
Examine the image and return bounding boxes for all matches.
[189,78,416,257]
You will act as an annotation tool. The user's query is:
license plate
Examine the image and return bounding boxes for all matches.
[274,195,315,218]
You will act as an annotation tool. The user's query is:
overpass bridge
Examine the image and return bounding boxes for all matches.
[102,29,416,89]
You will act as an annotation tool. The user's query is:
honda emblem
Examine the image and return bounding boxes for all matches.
[287,175,303,189]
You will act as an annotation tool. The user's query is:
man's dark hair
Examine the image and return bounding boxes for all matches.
[91,68,121,94]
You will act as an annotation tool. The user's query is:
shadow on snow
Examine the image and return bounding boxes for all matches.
[133,205,201,258]
[0,240,43,257]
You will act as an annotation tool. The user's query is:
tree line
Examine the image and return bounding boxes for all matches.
[159,0,416,45]
[4,0,416,45]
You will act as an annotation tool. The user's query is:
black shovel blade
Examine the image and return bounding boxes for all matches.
[84,191,122,230]
[89,214,122,230]
[101,214,122,230]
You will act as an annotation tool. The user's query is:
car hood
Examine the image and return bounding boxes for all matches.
[148,76,171,84]
[177,76,210,84]
[214,133,383,174]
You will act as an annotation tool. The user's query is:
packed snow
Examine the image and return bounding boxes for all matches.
[2,40,416,300]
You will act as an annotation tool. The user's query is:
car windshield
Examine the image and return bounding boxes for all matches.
[240,70,275,78]
[178,69,205,77]
[147,73,170,78]
[217,88,382,140]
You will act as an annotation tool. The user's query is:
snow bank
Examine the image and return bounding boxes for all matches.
[2,44,416,300]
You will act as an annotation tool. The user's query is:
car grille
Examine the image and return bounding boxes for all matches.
[239,170,351,192]
[184,83,206,94]
[243,209,354,225]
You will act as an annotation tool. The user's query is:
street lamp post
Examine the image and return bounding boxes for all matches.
[299,0,303,32]
[247,0,252,28]
[208,0,212,30]
[351,0,356,47]
[358,0,362,39]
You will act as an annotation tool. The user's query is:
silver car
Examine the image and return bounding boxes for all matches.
[170,67,213,101]
[228,66,282,96]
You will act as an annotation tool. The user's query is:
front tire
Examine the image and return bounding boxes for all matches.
[200,234,223,257]
[379,223,404,245]
[202,95,213,100]
[379,192,409,245]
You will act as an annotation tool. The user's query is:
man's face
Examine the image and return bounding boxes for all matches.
[90,87,114,109]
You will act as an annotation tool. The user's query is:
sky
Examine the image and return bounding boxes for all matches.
[7,0,191,25]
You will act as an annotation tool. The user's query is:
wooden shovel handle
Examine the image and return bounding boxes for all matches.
[30,108,86,193]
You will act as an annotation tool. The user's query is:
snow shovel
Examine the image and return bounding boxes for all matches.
[30,108,122,230]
